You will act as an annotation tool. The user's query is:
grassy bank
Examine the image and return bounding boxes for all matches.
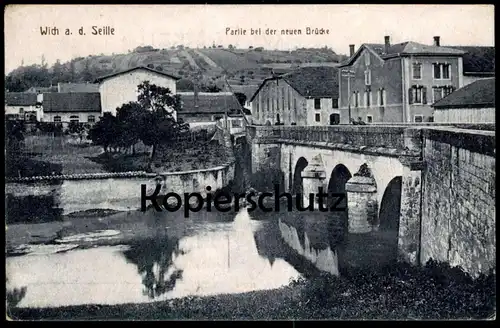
[7,261,495,320]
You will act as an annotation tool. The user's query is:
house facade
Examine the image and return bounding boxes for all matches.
[338,36,465,123]
[42,92,102,125]
[95,66,180,116]
[5,92,43,121]
[432,77,495,123]
[250,66,339,126]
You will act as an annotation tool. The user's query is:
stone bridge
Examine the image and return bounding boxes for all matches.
[242,123,495,275]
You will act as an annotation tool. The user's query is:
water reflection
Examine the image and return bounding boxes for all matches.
[122,231,184,300]
[6,209,303,307]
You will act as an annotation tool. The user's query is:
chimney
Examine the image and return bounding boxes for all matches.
[349,44,355,57]
[384,35,390,54]
[433,36,440,47]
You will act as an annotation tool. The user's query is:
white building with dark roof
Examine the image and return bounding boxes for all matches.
[432,78,495,123]
[5,92,42,121]
[95,66,181,116]
[42,92,102,125]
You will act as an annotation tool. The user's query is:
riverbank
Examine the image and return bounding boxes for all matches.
[8,260,495,320]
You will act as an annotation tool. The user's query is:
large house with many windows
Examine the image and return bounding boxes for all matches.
[250,66,339,126]
[338,36,466,123]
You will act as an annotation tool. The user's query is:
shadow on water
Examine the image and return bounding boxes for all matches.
[6,185,64,224]
[121,231,184,300]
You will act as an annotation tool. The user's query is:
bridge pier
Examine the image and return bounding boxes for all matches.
[301,154,326,210]
[345,166,378,234]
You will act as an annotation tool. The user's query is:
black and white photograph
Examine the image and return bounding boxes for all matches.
[4,4,496,321]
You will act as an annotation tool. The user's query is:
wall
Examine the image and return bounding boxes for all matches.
[99,68,177,116]
[434,107,495,123]
[305,97,340,126]
[43,111,101,123]
[5,165,234,216]
[420,128,495,276]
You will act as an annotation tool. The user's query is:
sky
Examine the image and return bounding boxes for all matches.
[4,4,495,74]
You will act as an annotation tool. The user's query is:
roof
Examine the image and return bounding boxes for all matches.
[340,41,466,67]
[58,82,99,93]
[42,92,102,113]
[250,66,339,101]
[178,93,243,114]
[230,85,260,101]
[432,78,495,109]
[26,86,58,93]
[446,46,495,74]
[94,66,181,83]
[5,92,38,106]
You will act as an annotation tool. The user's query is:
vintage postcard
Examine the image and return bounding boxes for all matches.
[5,4,495,321]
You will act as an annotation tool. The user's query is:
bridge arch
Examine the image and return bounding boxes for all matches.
[378,176,403,257]
[292,157,308,195]
[327,164,352,210]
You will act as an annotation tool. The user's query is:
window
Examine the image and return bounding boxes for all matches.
[314,98,321,109]
[364,70,371,85]
[428,116,434,122]
[409,86,427,105]
[412,63,422,80]
[28,114,37,121]
[88,115,96,123]
[433,87,443,103]
[19,108,24,114]
[70,115,79,123]
[315,113,321,122]
[443,86,455,97]
[54,116,61,122]
[294,98,297,111]
[281,90,285,111]
[232,120,242,127]
[256,100,259,113]
[332,98,338,108]
[433,63,441,79]
[364,52,371,66]
[267,98,270,111]
[353,91,360,107]
[366,115,373,123]
[434,63,451,80]
[442,64,450,79]
[414,115,423,123]
[365,91,372,107]
[288,90,291,111]
[378,88,386,106]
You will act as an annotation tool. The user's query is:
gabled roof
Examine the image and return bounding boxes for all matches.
[5,92,38,106]
[339,42,466,67]
[432,78,495,109]
[94,66,181,83]
[178,92,243,114]
[58,82,99,93]
[230,84,260,102]
[43,92,102,113]
[250,66,339,101]
[26,86,58,93]
[446,46,495,74]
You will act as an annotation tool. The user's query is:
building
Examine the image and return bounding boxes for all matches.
[42,92,102,125]
[447,46,495,87]
[94,66,180,116]
[5,92,42,121]
[176,91,248,126]
[57,82,99,93]
[230,84,259,109]
[250,66,339,126]
[338,36,465,123]
[432,77,495,123]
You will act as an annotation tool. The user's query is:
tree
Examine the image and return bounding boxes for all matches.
[234,92,247,107]
[67,121,86,142]
[88,113,119,152]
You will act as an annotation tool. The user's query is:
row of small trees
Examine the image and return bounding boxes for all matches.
[88,81,189,160]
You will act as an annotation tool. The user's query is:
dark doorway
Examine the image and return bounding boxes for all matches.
[292,157,308,195]
[378,176,403,257]
[276,114,280,124]
[329,113,340,125]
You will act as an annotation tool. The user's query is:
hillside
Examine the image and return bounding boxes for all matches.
[5,46,347,92]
